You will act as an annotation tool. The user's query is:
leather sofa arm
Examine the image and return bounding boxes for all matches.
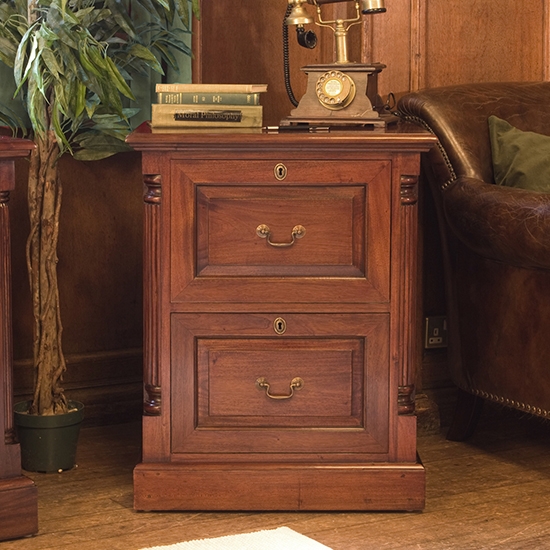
[443,176,550,270]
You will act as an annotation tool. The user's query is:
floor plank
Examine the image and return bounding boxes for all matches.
[3,402,550,549]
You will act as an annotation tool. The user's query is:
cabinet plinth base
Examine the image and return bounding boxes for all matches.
[0,476,38,541]
[133,461,425,512]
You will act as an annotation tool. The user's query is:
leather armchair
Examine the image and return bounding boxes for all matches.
[397,82,550,439]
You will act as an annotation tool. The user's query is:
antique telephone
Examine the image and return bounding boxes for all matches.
[282,0,391,128]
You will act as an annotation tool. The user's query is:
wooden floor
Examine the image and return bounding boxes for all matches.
[3,401,550,550]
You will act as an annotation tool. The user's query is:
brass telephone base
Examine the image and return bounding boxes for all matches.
[284,63,389,127]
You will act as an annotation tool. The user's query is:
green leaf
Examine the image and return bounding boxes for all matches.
[52,100,72,154]
[41,47,63,80]
[73,6,96,27]
[79,45,102,78]
[104,56,134,100]
[73,81,86,118]
[38,21,61,43]
[128,43,164,74]
[132,0,159,19]
[0,103,28,136]
[92,108,140,124]
[0,36,18,66]
[104,0,136,39]
[178,0,189,27]
[13,22,36,90]
[52,78,71,118]
[85,104,98,121]
[73,131,132,160]
[153,43,177,70]
[26,78,47,137]
[153,0,171,13]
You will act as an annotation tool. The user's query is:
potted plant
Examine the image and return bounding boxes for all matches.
[0,0,199,472]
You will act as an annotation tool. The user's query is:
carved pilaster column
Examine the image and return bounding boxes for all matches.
[143,174,162,416]
[398,174,419,415]
[0,181,15,445]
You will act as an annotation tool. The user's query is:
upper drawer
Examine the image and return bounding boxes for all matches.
[170,160,391,305]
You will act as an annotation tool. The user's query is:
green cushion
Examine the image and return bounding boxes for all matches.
[488,115,550,192]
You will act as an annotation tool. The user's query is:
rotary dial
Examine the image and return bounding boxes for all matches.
[315,70,356,110]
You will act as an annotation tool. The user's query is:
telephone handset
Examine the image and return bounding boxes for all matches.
[283,3,316,108]
[282,0,391,128]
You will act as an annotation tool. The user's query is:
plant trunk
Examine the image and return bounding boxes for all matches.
[27,132,68,416]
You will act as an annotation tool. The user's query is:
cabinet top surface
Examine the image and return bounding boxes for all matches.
[126,122,436,153]
[0,135,35,159]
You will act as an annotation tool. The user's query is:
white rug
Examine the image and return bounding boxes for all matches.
[140,526,333,550]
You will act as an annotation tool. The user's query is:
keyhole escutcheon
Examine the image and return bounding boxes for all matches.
[274,163,288,181]
[273,317,287,335]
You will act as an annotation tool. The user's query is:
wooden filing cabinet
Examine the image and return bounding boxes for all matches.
[127,123,436,511]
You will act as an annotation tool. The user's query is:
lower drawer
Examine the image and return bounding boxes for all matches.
[170,312,390,459]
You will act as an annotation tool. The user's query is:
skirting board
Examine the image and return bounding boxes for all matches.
[13,348,143,426]
[134,461,425,512]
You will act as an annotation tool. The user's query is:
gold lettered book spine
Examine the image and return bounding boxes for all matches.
[151,104,263,128]
[157,92,261,105]
[155,83,268,94]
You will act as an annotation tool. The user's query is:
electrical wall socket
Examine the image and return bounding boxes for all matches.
[425,316,448,349]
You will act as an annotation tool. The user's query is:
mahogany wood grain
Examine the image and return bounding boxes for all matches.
[134,462,425,511]
[172,159,390,304]
[0,136,38,542]
[128,125,436,511]
[196,183,367,276]
[171,313,389,458]
[422,0,547,88]
[0,477,38,541]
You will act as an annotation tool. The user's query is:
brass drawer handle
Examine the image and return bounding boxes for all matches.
[256,377,304,400]
[256,224,306,248]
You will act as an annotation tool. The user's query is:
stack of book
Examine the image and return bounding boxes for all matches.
[151,83,268,130]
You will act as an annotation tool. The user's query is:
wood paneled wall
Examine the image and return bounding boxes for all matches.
[374,0,550,94]
[193,0,550,124]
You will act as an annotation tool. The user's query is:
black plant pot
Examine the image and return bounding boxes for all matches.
[14,401,84,473]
